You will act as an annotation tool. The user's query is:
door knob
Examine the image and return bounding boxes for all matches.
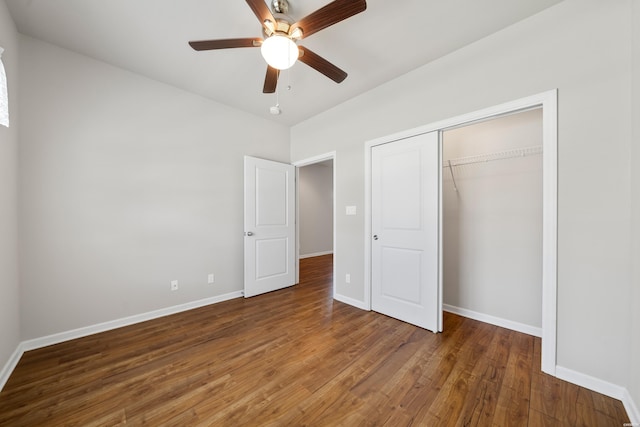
[373,235,378,240]
[245,231,254,236]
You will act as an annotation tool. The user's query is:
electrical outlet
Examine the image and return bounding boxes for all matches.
[208,273,215,284]
[345,273,351,284]
[170,280,179,291]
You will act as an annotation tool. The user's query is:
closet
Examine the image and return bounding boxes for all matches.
[442,108,543,335]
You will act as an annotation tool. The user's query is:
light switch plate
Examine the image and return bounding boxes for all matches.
[346,205,357,216]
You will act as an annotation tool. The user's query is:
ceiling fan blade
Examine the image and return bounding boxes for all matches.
[263,66,280,93]
[290,0,366,40]
[245,0,277,29]
[298,46,347,83]
[189,38,262,51]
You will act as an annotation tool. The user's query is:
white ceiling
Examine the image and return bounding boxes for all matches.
[5,0,563,126]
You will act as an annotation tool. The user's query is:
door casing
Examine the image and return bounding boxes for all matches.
[293,152,337,296]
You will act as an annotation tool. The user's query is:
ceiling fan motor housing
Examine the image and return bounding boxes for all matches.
[263,17,293,38]
[272,0,289,14]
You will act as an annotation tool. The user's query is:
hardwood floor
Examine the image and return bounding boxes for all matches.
[0,254,630,426]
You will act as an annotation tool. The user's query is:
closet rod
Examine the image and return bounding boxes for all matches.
[443,145,542,169]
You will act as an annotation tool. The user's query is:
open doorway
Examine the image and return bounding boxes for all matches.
[298,160,334,259]
[294,153,336,295]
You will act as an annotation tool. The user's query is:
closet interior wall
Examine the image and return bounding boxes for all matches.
[442,108,543,332]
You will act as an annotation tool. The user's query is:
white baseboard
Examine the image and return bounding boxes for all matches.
[333,293,369,310]
[622,388,640,425]
[0,291,243,391]
[555,366,626,400]
[444,306,638,422]
[0,343,26,392]
[556,366,638,423]
[443,304,542,337]
[22,291,243,351]
[299,251,333,259]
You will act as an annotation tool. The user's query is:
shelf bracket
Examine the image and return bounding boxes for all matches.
[447,160,459,193]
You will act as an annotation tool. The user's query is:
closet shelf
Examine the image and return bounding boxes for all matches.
[443,145,542,168]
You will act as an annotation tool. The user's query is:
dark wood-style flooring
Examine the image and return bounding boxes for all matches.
[0,254,630,426]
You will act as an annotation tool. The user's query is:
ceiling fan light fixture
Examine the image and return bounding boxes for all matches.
[289,27,303,40]
[261,34,299,70]
[263,19,275,33]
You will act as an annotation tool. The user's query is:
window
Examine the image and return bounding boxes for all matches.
[0,47,8,128]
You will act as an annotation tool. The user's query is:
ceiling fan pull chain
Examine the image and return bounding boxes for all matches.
[269,78,282,115]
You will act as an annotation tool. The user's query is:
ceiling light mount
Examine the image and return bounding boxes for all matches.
[272,0,289,14]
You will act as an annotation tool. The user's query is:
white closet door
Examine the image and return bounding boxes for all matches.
[371,131,441,332]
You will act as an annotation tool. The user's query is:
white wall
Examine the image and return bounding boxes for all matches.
[291,0,634,395]
[17,36,290,340]
[630,0,640,416]
[298,162,333,257]
[442,109,542,329]
[0,0,20,378]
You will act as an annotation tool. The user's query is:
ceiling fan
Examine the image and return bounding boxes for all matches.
[188,0,367,93]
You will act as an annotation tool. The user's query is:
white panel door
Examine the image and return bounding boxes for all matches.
[371,131,441,332]
[244,156,296,298]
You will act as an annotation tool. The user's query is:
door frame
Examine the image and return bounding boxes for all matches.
[293,152,337,295]
[364,90,558,375]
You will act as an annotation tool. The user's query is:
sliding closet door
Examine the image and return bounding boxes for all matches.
[371,131,441,332]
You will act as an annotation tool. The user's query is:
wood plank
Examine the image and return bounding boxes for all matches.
[491,331,534,426]
[0,255,630,425]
